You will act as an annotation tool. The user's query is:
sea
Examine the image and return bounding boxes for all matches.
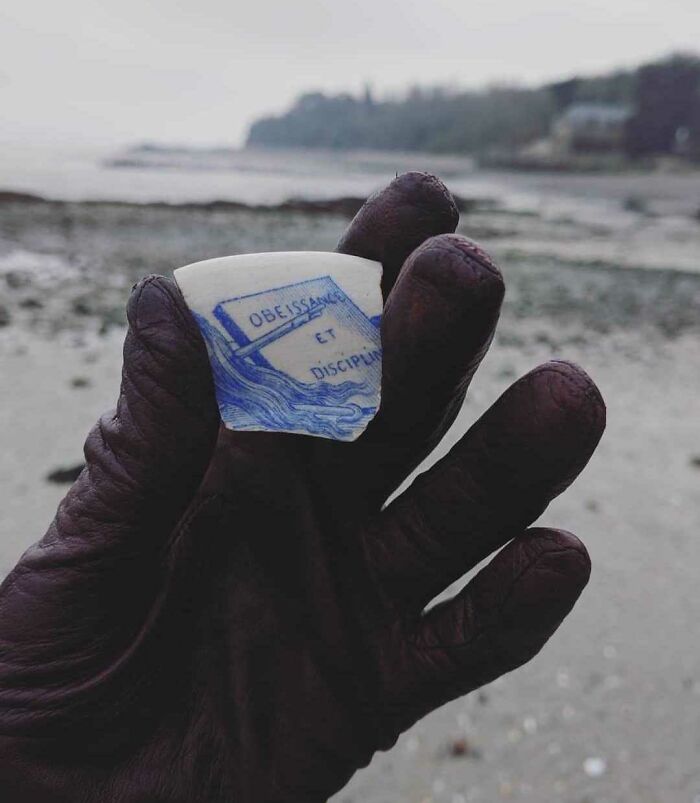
[1,140,700,280]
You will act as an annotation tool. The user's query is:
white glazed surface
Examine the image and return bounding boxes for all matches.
[175,251,383,441]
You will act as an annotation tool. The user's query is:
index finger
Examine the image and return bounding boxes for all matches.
[337,171,459,297]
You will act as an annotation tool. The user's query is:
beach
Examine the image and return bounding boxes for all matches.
[1,148,699,802]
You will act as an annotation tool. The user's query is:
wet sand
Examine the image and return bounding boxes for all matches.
[1,189,699,802]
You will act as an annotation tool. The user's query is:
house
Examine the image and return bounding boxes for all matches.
[553,103,632,153]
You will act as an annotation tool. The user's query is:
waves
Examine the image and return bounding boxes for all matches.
[195,314,376,440]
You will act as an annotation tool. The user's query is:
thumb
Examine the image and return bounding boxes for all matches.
[0,276,220,733]
[48,275,220,551]
[7,273,222,568]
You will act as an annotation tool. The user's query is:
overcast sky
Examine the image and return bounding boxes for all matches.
[1,0,698,148]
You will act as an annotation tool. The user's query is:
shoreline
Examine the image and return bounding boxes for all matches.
[0,189,484,217]
[2,186,700,341]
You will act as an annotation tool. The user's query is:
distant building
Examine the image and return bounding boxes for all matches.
[672,124,700,159]
[553,103,632,153]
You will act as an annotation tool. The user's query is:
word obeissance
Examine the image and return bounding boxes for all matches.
[247,290,344,328]
[244,287,381,384]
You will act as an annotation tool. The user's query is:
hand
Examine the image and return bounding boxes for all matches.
[0,173,605,803]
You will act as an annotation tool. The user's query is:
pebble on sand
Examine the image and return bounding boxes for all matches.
[450,737,481,758]
[583,756,607,778]
[70,376,91,389]
[46,463,85,484]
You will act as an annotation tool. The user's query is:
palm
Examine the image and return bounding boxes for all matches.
[0,173,604,803]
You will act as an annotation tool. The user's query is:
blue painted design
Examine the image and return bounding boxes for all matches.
[212,303,270,369]
[194,276,381,440]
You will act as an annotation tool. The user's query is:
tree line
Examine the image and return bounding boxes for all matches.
[246,54,700,159]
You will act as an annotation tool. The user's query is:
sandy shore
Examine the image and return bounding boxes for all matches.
[1,192,700,802]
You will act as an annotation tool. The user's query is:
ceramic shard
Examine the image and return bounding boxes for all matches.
[174,251,383,441]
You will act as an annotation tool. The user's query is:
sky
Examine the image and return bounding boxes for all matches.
[0,0,699,149]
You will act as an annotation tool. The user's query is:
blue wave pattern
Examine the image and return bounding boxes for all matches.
[194,313,378,440]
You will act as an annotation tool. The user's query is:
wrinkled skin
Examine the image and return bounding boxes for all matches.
[0,173,605,803]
